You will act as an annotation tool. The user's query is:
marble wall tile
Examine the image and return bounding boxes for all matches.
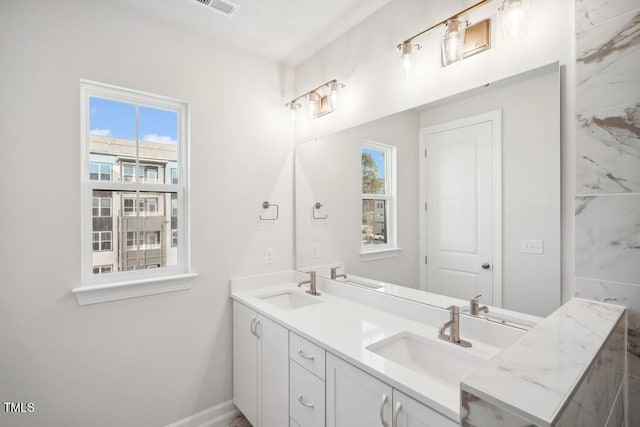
[576,277,640,376]
[628,374,640,427]
[554,316,625,427]
[460,390,537,427]
[576,11,640,113]
[575,195,640,286]
[576,0,640,33]
[576,103,640,194]
[604,378,625,427]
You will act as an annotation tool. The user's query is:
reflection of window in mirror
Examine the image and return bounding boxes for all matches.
[361,141,396,254]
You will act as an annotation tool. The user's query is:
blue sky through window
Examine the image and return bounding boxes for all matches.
[362,147,385,178]
[90,97,178,144]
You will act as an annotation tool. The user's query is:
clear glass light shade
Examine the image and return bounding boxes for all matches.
[307,93,319,118]
[287,103,299,122]
[501,0,528,41]
[399,42,417,82]
[441,18,467,66]
[328,82,339,109]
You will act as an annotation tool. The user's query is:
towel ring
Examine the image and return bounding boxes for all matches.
[259,201,279,221]
[313,202,328,220]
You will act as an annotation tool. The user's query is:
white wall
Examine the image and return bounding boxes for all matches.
[0,1,293,426]
[419,68,561,317]
[294,0,575,303]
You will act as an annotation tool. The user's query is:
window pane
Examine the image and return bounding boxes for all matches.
[140,106,178,184]
[100,163,112,181]
[101,198,112,217]
[362,148,386,195]
[146,167,158,182]
[89,162,99,180]
[91,191,178,274]
[171,168,178,185]
[89,98,136,183]
[362,199,387,245]
[92,198,99,217]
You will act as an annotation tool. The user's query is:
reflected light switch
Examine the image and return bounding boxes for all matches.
[521,240,544,254]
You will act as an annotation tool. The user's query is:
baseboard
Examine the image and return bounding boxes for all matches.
[166,400,240,427]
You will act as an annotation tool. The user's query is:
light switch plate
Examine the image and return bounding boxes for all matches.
[521,240,544,254]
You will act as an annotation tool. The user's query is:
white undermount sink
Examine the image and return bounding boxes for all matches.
[366,332,489,387]
[258,291,321,310]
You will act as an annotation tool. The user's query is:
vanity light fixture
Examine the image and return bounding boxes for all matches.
[285,101,302,122]
[285,79,345,121]
[397,0,528,70]
[499,0,528,41]
[441,18,468,66]
[399,41,421,82]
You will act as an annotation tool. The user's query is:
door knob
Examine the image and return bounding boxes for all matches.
[481,263,491,269]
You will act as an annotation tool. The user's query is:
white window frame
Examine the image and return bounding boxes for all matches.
[92,197,112,218]
[93,265,113,274]
[75,80,195,305]
[360,140,399,260]
[92,231,112,252]
[90,161,112,181]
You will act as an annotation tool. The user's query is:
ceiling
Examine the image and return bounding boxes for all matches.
[113,0,394,66]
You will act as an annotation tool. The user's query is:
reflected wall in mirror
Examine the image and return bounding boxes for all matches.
[295,63,561,318]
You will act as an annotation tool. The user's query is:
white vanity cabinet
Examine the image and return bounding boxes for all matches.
[326,353,457,427]
[393,390,458,427]
[326,353,393,427]
[232,301,289,427]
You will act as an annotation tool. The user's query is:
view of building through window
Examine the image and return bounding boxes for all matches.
[361,144,389,246]
[88,96,180,275]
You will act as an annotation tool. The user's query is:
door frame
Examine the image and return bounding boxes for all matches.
[418,109,502,307]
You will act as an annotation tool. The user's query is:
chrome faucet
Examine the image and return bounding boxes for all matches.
[298,271,321,296]
[470,294,489,316]
[438,305,472,348]
[330,266,347,280]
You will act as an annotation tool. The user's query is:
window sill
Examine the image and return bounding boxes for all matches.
[360,247,402,262]
[72,272,197,305]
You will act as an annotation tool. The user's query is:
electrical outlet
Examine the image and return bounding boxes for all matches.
[311,243,320,259]
[521,240,544,254]
[264,248,274,264]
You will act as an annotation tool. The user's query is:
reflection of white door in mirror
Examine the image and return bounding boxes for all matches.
[419,111,501,307]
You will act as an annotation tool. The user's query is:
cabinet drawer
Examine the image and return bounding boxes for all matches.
[290,361,326,427]
[290,332,326,380]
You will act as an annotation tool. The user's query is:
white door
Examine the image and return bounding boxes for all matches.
[326,353,393,427]
[232,301,258,426]
[419,111,501,306]
[257,316,289,427]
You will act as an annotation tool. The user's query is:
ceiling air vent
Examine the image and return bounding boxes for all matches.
[193,0,240,17]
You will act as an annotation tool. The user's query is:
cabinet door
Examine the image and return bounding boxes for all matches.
[257,315,289,427]
[326,353,393,427]
[233,301,258,426]
[393,390,458,427]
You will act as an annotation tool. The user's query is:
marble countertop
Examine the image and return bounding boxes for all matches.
[461,298,625,426]
[231,275,506,422]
